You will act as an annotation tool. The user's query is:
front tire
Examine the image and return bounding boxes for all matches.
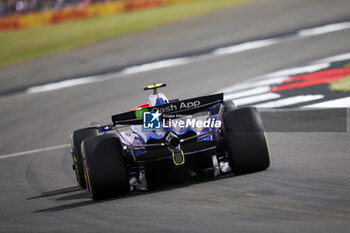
[223,107,270,174]
[71,127,99,188]
[81,134,130,200]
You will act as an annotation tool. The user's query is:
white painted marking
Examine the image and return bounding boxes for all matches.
[213,39,278,56]
[302,96,350,108]
[220,63,330,94]
[0,144,70,160]
[121,58,191,75]
[297,22,350,37]
[26,59,191,94]
[313,52,350,64]
[224,86,270,100]
[220,77,287,94]
[262,63,330,79]
[243,76,288,88]
[254,95,324,108]
[22,21,350,95]
[234,93,281,106]
[26,77,100,94]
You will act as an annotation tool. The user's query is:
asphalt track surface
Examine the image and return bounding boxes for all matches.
[1,0,350,232]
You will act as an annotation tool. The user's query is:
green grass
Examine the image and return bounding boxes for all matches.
[329,75,350,92]
[0,0,248,68]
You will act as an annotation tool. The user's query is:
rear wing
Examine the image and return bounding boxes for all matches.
[112,93,223,125]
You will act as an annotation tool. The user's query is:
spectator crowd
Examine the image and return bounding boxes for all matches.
[0,0,121,16]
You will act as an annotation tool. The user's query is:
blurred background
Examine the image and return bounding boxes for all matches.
[0,0,95,16]
[1,0,176,17]
[0,0,350,232]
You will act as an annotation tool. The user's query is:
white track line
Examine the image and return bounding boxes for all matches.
[297,22,350,37]
[27,77,99,93]
[254,95,324,108]
[0,144,70,160]
[224,86,270,100]
[212,39,278,56]
[302,96,350,108]
[24,21,350,94]
[220,77,287,94]
[233,93,281,106]
[313,52,350,64]
[220,63,330,94]
[261,63,330,79]
[121,58,191,75]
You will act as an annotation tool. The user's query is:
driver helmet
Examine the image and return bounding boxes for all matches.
[148,92,169,106]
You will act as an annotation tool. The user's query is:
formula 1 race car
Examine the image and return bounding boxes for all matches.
[71,83,270,200]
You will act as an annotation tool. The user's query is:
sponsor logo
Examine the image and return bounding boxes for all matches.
[143,100,223,130]
[135,108,149,119]
[143,110,222,129]
[162,118,222,129]
[152,100,201,113]
[143,111,161,129]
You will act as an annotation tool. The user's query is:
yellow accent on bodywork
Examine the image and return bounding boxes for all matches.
[85,166,94,199]
[71,134,82,184]
[74,165,82,185]
[172,150,185,166]
[264,131,271,161]
[148,83,164,89]
[81,144,94,199]
[70,134,74,149]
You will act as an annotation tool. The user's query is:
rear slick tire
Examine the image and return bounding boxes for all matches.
[81,134,130,200]
[223,107,270,174]
[71,127,99,189]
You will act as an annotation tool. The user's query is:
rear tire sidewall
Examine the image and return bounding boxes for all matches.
[223,107,270,174]
[224,100,237,113]
[71,127,99,188]
[82,134,130,200]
